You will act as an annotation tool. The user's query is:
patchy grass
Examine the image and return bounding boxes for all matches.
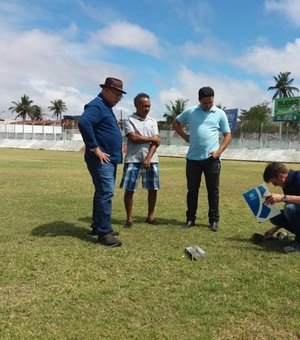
[0,148,299,339]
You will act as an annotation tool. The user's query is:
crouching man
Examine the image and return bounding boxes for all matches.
[263,162,300,253]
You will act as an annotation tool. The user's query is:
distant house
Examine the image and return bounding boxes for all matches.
[62,115,81,129]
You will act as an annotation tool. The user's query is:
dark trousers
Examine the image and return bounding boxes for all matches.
[270,204,300,242]
[186,157,221,223]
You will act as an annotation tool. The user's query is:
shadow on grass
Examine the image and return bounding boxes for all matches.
[78,216,124,226]
[226,235,292,253]
[31,221,95,243]
[78,216,183,228]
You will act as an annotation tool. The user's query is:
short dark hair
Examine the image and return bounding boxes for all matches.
[263,162,288,182]
[198,87,214,100]
[134,93,150,107]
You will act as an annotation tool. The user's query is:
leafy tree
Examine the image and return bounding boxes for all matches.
[163,98,188,128]
[238,102,273,138]
[30,105,44,120]
[9,94,34,120]
[268,72,299,100]
[48,99,67,120]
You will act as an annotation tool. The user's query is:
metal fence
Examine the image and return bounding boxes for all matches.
[1,122,300,151]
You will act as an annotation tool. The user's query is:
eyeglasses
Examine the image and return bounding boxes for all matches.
[109,88,123,99]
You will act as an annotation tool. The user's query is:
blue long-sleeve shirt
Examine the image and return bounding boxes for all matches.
[78,95,122,164]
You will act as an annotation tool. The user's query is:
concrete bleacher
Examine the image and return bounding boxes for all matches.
[1,138,300,163]
[0,134,300,163]
[0,138,84,152]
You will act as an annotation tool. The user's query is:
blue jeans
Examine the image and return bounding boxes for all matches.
[270,204,300,242]
[186,157,221,223]
[85,152,117,234]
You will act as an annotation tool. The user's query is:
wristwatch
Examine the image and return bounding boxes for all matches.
[282,195,288,203]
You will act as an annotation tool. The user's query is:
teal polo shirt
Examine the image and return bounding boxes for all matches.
[176,105,230,160]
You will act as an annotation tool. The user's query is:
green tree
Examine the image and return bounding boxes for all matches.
[163,98,188,128]
[30,105,44,120]
[268,72,299,100]
[48,99,67,120]
[9,94,34,120]
[238,102,273,138]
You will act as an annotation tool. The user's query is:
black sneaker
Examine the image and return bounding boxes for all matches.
[182,220,196,228]
[283,241,300,253]
[210,222,218,232]
[97,233,122,247]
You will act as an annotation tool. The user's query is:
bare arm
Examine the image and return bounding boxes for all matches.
[265,225,281,238]
[127,131,160,145]
[264,194,300,205]
[143,141,160,168]
[172,119,189,143]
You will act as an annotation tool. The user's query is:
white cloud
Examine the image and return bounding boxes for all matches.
[234,38,300,80]
[77,0,119,25]
[1,1,299,123]
[94,21,163,58]
[157,67,267,113]
[0,27,131,118]
[265,0,300,26]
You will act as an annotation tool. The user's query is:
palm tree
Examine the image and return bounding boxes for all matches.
[9,94,34,120]
[48,99,67,120]
[163,98,189,128]
[268,72,299,100]
[30,105,44,120]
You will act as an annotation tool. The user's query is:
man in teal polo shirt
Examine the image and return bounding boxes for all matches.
[172,87,232,231]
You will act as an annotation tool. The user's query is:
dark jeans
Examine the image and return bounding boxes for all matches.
[186,157,221,223]
[85,152,117,234]
[270,204,300,242]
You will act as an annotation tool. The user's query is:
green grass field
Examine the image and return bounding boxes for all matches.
[0,148,299,339]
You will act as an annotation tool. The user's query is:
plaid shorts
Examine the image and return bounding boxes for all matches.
[119,162,160,191]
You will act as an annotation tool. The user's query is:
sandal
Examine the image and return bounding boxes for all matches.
[145,218,159,225]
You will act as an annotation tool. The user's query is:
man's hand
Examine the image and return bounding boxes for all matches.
[210,150,221,159]
[143,156,151,169]
[264,226,280,238]
[91,147,110,163]
[264,194,283,205]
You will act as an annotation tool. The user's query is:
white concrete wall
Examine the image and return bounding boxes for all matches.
[1,140,300,163]
[0,124,62,134]
[157,145,300,163]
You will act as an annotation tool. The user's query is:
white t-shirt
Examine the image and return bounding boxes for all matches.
[124,113,159,163]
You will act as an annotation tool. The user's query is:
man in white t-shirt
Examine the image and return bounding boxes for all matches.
[120,93,160,228]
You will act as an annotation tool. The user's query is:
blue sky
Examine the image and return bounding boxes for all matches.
[1,0,300,121]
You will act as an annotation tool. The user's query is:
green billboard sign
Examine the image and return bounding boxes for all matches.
[273,97,300,122]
